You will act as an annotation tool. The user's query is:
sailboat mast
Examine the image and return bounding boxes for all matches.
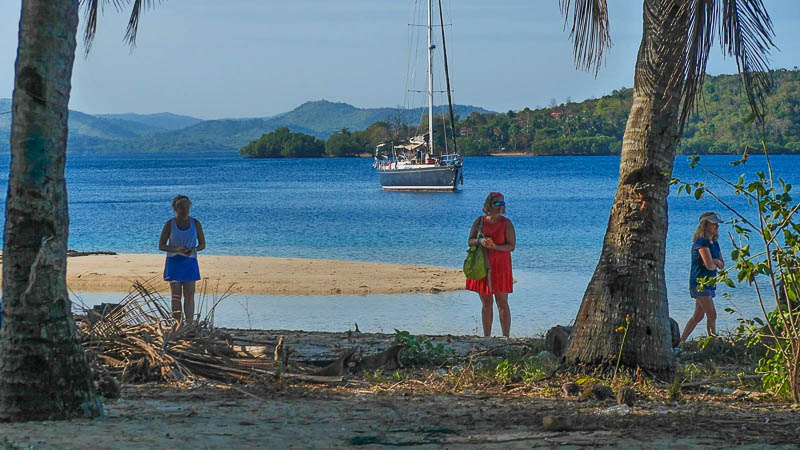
[438,0,459,159]
[427,0,434,156]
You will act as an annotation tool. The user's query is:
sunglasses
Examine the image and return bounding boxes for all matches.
[492,201,505,206]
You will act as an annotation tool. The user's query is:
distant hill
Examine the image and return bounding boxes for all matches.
[0,99,493,154]
[97,112,203,131]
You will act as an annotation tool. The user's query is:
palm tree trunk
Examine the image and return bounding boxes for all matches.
[0,0,102,420]
[564,0,688,376]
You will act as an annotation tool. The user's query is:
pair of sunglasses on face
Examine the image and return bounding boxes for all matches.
[492,201,505,206]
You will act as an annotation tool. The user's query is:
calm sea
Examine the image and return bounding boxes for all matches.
[1,153,797,337]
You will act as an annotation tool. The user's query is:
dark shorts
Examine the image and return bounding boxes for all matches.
[690,286,715,298]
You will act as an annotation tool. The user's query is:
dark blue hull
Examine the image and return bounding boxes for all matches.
[377,165,462,191]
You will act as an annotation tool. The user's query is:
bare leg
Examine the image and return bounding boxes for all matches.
[680,300,705,343]
[494,293,511,337]
[479,293,494,337]
[170,282,183,323]
[182,281,196,325]
[696,296,717,336]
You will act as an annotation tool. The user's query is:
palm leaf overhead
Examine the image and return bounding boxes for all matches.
[559,0,611,76]
[80,0,158,54]
[678,0,716,129]
[716,0,775,124]
[678,0,775,130]
[561,0,775,132]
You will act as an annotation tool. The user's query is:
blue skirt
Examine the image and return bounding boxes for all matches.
[164,255,200,282]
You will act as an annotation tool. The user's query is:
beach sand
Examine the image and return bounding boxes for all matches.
[0,253,466,295]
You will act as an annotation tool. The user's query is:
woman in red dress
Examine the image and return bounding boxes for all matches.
[466,192,516,337]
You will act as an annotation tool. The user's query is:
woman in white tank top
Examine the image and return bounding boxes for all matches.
[159,195,206,325]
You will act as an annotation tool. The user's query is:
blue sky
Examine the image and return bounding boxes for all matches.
[1,0,799,119]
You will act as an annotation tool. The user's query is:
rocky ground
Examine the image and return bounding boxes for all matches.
[2,329,799,448]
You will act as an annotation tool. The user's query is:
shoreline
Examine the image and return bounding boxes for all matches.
[0,253,466,296]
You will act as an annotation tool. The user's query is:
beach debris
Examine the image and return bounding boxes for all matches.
[599,404,630,415]
[616,386,636,407]
[76,280,343,386]
[542,415,572,431]
[357,345,402,372]
[274,336,286,364]
[313,347,358,377]
[544,325,572,357]
[669,318,681,349]
[561,382,580,397]
[582,382,614,401]
[97,375,121,399]
[67,249,117,257]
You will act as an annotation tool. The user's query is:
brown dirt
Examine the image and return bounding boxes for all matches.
[2,330,800,448]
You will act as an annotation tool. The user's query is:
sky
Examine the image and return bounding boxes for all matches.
[1,0,799,120]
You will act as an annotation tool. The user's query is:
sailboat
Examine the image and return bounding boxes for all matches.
[373,0,463,191]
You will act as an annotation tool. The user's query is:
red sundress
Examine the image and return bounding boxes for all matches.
[466,215,513,294]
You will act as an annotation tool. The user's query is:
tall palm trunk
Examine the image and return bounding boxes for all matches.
[564,0,688,376]
[0,0,102,420]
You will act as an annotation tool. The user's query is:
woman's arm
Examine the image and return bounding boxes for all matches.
[467,217,482,246]
[713,244,724,269]
[698,247,717,270]
[158,220,183,253]
[194,219,206,252]
[492,220,516,252]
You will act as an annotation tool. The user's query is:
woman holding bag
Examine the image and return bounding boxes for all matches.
[467,192,516,337]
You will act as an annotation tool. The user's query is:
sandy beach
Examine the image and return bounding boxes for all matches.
[0,253,466,295]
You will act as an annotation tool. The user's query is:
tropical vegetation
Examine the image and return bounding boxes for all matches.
[442,68,800,156]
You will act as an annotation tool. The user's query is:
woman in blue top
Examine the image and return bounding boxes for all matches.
[159,195,206,325]
[680,212,724,343]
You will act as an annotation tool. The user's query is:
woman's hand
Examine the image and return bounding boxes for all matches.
[479,237,495,249]
[713,258,725,269]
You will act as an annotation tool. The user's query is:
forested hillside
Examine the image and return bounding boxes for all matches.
[456,69,800,156]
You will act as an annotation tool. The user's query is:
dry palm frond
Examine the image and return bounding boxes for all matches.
[76,280,340,385]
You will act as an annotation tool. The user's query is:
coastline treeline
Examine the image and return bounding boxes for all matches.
[457,68,800,156]
[240,69,800,158]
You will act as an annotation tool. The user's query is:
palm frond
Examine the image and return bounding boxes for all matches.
[80,0,158,54]
[718,0,775,125]
[80,0,101,56]
[679,0,775,131]
[124,0,161,48]
[559,0,611,76]
[678,0,717,131]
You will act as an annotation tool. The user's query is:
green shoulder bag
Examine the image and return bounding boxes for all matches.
[463,217,489,280]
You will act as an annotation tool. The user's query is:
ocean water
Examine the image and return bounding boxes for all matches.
[1,153,797,337]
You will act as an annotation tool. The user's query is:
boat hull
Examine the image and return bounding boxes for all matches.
[377,165,462,191]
